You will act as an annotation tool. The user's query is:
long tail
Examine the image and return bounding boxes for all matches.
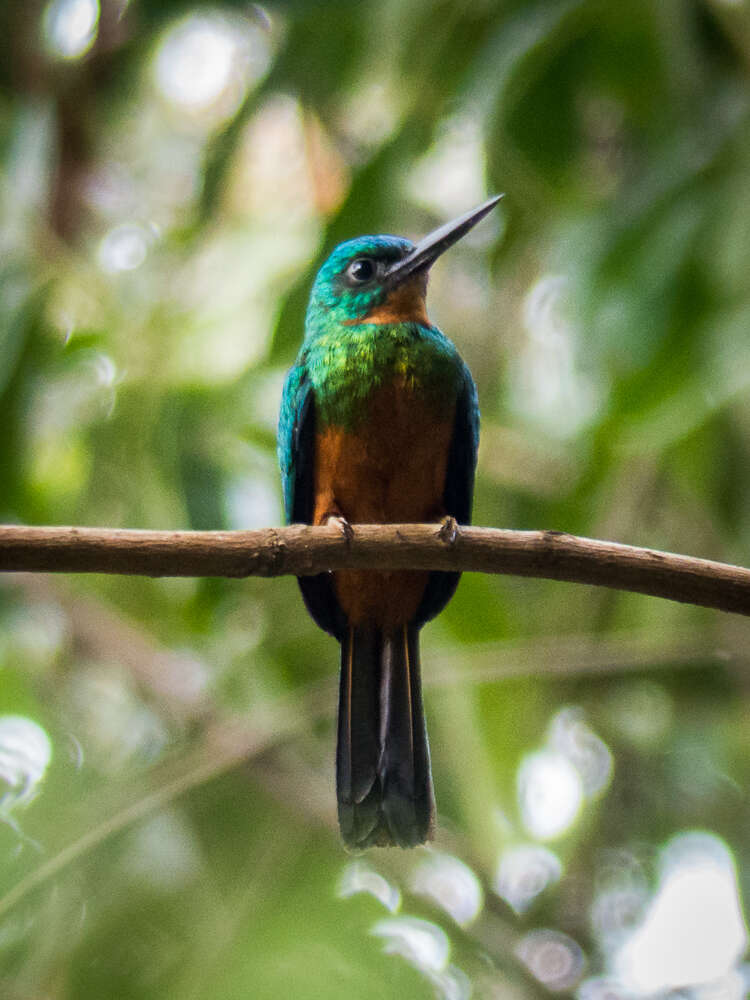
[336,624,434,849]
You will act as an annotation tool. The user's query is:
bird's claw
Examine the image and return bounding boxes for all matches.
[327,515,354,544]
[438,515,459,544]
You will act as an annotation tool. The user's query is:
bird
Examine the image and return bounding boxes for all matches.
[278,196,501,848]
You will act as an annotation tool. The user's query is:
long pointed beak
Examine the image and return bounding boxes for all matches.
[385,194,503,286]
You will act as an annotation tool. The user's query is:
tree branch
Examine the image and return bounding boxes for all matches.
[1,522,749,616]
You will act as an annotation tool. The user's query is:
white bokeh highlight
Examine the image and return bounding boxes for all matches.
[153,10,273,124]
[0,716,53,812]
[495,843,563,914]
[338,860,401,914]
[518,748,584,841]
[517,928,586,991]
[517,707,612,842]
[98,223,151,273]
[615,833,748,994]
[411,851,483,927]
[372,916,450,974]
[43,0,99,60]
[156,17,237,109]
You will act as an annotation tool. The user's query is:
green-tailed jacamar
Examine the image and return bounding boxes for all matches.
[278,196,500,848]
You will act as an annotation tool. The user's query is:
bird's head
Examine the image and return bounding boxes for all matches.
[305,195,502,332]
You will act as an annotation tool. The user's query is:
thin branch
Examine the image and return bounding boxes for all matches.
[0,698,317,921]
[0,522,748,616]
[427,626,749,683]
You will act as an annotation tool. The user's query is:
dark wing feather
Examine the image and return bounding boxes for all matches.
[278,363,346,639]
[414,364,479,628]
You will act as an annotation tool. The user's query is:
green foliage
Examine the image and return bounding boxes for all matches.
[1,0,750,997]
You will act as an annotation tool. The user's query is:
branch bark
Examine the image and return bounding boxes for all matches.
[1,522,749,616]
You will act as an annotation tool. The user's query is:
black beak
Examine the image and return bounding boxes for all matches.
[385,194,503,286]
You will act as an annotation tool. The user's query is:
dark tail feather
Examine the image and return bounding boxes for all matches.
[337,624,434,849]
[379,626,434,845]
[337,625,381,847]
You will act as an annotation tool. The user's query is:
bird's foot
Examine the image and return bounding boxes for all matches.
[438,515,459,544]
[327,515,354,544]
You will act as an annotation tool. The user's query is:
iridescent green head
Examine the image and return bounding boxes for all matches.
[307,235,416,327]
[304,194,503,335]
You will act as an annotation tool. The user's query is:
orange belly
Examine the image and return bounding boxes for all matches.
[313,379,455,627]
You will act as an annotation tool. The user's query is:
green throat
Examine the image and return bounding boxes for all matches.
[301,317,463,431]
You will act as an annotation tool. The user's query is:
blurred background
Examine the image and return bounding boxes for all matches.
[1,0,750,997]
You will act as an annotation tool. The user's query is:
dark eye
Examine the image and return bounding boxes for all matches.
[346,258,376,284]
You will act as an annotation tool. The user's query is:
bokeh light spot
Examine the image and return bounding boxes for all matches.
[98,223,150,273]
[517,929,586,991]
[339,861,401,913]
[616,832,748,993]
[431,964,472,1000]
[549,707,613,798]
[154,11,272,123]
[0,716,53,812]
[156,17,235,108]
[495,843,562,914]
[411,851,483,927]
[577,975,629,1000]
[372,916,449,974]
[42,0,99,60]
[518,749,583,840]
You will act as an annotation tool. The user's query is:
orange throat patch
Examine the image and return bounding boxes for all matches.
[349,277,429,326]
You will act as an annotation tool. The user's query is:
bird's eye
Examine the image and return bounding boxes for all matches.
[346,258,376,284]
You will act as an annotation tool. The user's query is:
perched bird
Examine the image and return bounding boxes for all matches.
[278,196,500,848]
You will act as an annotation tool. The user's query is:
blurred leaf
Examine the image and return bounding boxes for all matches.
[2,1,750,997]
